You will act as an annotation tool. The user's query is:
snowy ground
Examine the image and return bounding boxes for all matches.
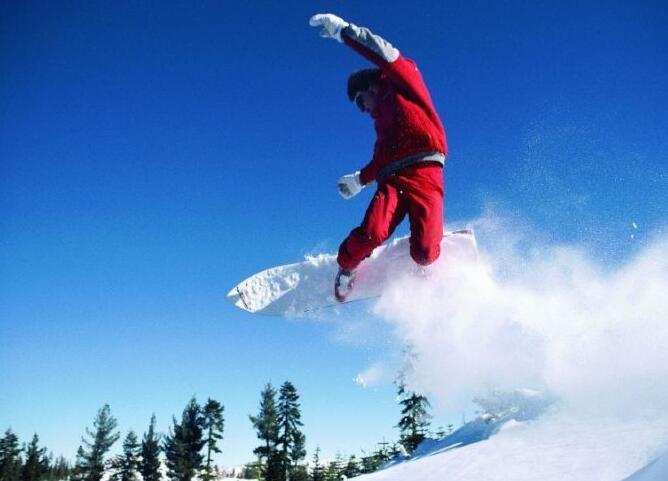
[352,392,668,481]
[624,450,668,481]
[348,223,668,481]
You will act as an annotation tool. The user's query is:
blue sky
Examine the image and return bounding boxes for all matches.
[2,0,667,467]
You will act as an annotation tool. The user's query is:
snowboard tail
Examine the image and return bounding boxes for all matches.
[226,230,478,316]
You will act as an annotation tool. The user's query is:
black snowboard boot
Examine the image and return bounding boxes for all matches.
[334,268,356,302]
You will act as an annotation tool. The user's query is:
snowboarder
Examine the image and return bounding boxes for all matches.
[309,13,448,301]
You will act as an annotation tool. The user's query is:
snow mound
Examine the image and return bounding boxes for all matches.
[410,389,556,460]
[354,405,668,481]
[378,389,555,470]
[354,388,668,481]
[623,450,668,481]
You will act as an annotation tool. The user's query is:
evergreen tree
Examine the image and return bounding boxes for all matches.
[375,440,392,465]
[163,398,205,481]
[46,456,69,481]
[341,455,360,479]
[241,460,261,480]
[0,429,23,481]
[81,405,120,481]
[70,447,86,481]
[201,399,224,481]
[309,447,324,481]
[389,442,407,459]
[42,454,53,481]
[359,450,379,475]
[290,464,308,481]
[322,457,341,481]
[396,381,431,454]
[357,439,391,474]
[359,452,374,475]
[140,415,161,481]
[249,384,281,481]
[110,431,140,481]
[20,434,48,481]
[277,381,306,481]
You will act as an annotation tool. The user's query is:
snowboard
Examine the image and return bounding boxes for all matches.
[226,229,478,316]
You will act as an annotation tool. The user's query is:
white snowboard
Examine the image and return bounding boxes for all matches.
[227,230,478,316]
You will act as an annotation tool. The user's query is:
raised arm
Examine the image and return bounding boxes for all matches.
[309,13,398,64]
[309,14,440,126]
[341,23,400,66]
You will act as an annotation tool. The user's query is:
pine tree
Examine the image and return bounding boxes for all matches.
[309,447,324,481]
[20,434,48,481]
[277,381,306,481]
[80,405,120,481]
[342,455,360,479]
[290,464,308,481]
[47,456,69,481]
[43,454,53,481]
[0,428,23,481]
[323,464,336,481]
[201,399,224,481]
[163,398,205,481]
[241,460,261,480]
[389,442,408,458]
[70,447,86,481]
[360,448,384,475]
[249,384,281,481]
[110,432,140,481]
[396,381,432,454]
[374,439,392,466]
[322,457,341,481]
[140,415,161,481]
[357,439,391,474]
[359,451,375,475]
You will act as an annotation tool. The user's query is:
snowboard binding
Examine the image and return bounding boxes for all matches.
[334,268,356,302]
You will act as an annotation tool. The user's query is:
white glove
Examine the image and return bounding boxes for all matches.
[337,171,364,199]
[309,13,349,43]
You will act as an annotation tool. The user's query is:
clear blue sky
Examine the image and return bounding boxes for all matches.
[2,0,667,467]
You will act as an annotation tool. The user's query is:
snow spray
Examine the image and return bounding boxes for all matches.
[374,213,668,418]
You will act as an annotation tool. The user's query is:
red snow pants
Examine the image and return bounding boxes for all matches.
[337,164,444,271]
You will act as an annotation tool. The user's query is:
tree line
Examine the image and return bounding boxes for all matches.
[0,430,69,481]
[2,378,435,481]
[1,397,224,481]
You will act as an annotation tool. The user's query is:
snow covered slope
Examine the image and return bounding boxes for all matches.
[353,391,668,481]
[349,224,668,481]
[624,450,668,481]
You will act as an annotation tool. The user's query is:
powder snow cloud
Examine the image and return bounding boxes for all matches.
[373,213,668,416]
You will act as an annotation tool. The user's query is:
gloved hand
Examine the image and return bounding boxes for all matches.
[309,13,349,43]
[337,171,364,199]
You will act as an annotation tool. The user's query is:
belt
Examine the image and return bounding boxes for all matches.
[378,152,446,180]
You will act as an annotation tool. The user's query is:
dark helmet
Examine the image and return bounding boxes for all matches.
[347,68,381,101]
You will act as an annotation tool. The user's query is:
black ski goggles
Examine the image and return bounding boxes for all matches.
[353,91,365,111]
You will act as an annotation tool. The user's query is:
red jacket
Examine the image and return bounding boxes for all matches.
[342,24,447,185]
